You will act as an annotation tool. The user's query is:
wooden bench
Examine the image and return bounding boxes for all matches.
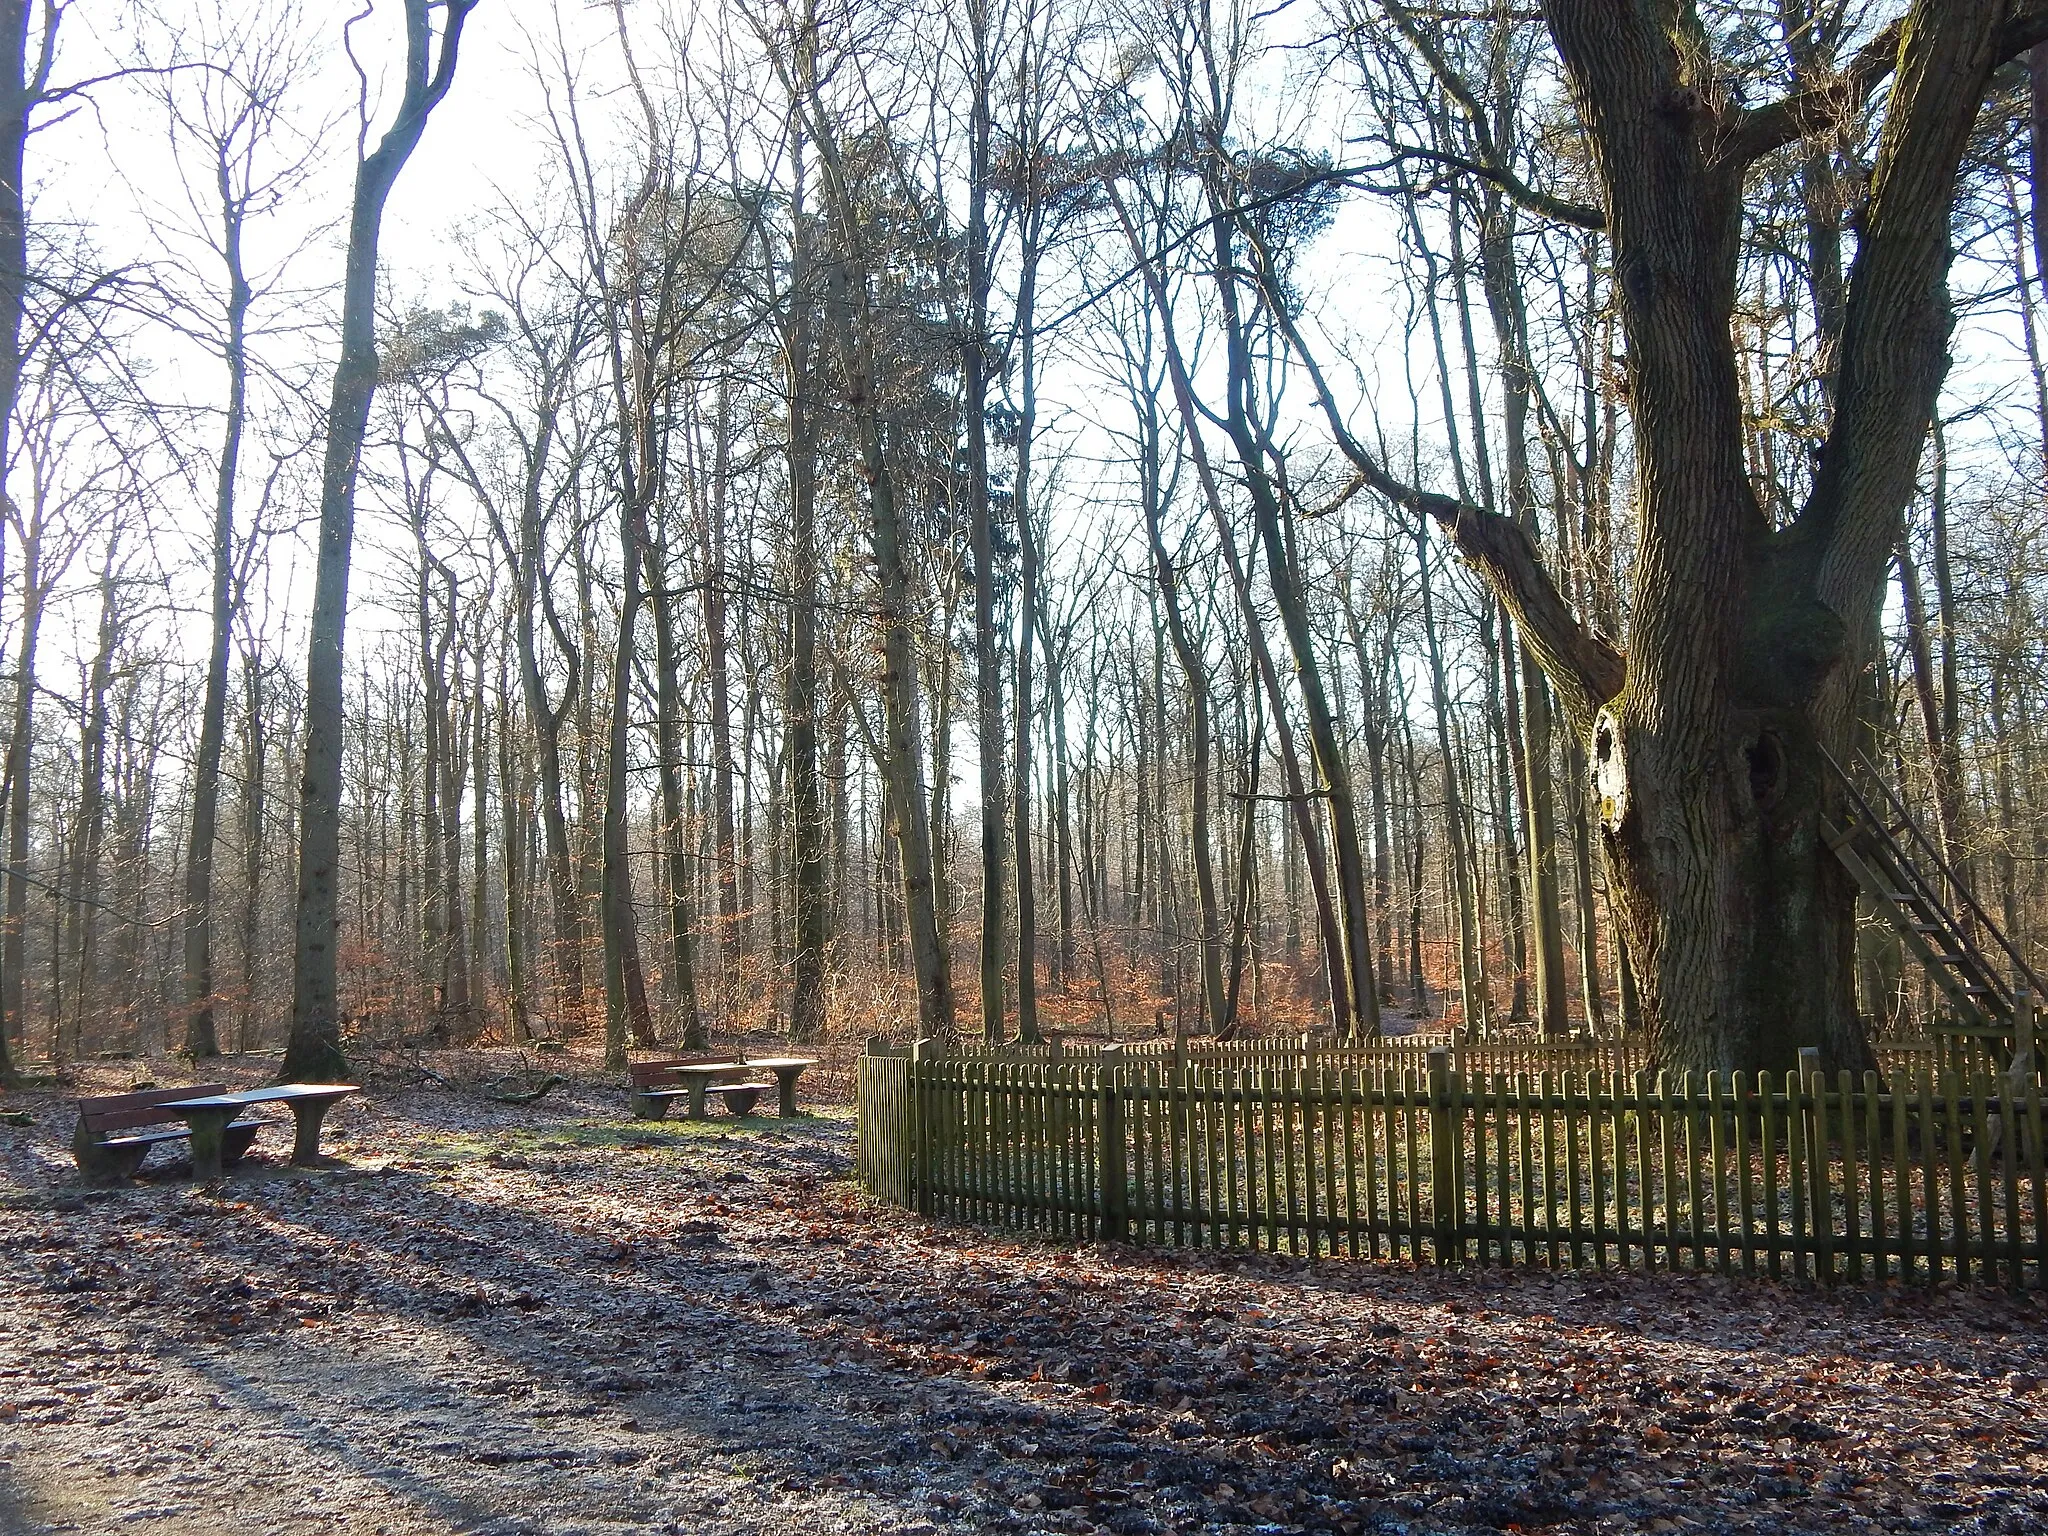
[627,1056,813,1119]
[72,1085,265,1181]
[628,1056,744,1120]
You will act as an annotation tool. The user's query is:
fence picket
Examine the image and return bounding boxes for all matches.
[1342,1068,1360,1258]
[1788,1070,1811,1282]
[1360,1069,1382,1259]
[1892,1070,1912,1283]
[1840,1070,1862,1284]
[1971,1066,1996,1284]
[1999,1069,2022,1288]
[2026,1072,2045,1289]
[1589,1070,1611,1270]
[1864,1070,1886,1279]
[1807,1065,1832,1284]
[1321,1065,1340,1255]
[1566,1071,1587,1271]
[1760,1073,1782,1280]
[1657,1073,1678,1272]
[1402,1068,1424,1263]
[1538,1071,1558,1268]
[1917,1071,1940,1280]
[1523,1073,1540,1269]
[1285,1067,1304,1257]
[1943,1067,1968,1283]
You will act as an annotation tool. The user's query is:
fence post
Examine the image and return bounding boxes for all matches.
[1099,1044,1128,1243]
[1428,1045,1457,1265]
[910,1037,932,1217]
[1795,1047,1827,1278]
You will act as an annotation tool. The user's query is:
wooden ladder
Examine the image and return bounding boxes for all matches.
[1820,747,2043,1047]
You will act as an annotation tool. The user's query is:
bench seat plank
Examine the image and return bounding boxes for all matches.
[99,1128,194,1149]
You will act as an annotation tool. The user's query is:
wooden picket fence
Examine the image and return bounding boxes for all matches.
[950,1034,1650,1079]
[856,1045,2048,1287]
[940,1032,1983,1088]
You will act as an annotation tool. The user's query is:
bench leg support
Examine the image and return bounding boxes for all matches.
[187,1109,234,1180]
[288,1100,337,1165]
[629,1092,671,1121]
[72,1124,146,1183]
[222,1122,262,1168]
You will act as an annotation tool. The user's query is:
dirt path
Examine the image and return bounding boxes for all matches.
[4,1059,2046,1535]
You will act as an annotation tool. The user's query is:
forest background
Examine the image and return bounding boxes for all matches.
[0,0,2040,1083]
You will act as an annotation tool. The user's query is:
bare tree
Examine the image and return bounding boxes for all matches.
[284,0,477,1083]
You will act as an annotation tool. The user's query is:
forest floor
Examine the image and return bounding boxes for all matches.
[3,1047,2046,1536]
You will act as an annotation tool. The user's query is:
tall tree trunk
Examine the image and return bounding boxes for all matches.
[1469,185,1571,1035]
[1204,188,1378,1037]
[1132,349,1226,1040]
[0,0,55,1085]
[285,0,476,1083]
[1,525,43,1061]
[963,0,1004,1043]
[66,557,116,1060]
[471,662,489,1013]
[1040,609,1075,990]
[1104,179,1352,1036]
[183,172,253,1059]
[498,665,532,1040]
[1340,579,1398,1003]
[1010,209,1043,1044]
[644,517,702,1047]
[799,69,955,1037]
[239,652,267,1050]
[602,499,654,1067]
[781,136,829,1046]
[1478,598,1530,1023]
[700,390,742,1003]
[1416,526,1489,1033]
[523,519,582,1029]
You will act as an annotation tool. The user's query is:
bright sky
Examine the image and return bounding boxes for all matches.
[19,0,2039,731]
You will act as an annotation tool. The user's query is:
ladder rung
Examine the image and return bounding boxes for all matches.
[1883,892,1929,907]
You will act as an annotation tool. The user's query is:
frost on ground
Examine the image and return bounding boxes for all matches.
[3,1053,2046,1536]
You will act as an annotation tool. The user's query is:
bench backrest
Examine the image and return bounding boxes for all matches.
[78,1084,228,1135]
[626,1055,727,1088]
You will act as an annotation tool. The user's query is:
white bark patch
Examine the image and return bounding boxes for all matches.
[1592,708,1628,833]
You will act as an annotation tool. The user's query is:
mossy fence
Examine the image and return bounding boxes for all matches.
[856,1040,2048,1287]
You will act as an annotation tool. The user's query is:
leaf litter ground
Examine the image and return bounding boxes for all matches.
[3,1053,2045,1536]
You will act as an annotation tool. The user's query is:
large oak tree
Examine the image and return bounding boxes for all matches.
[1297,0,2048,1075]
